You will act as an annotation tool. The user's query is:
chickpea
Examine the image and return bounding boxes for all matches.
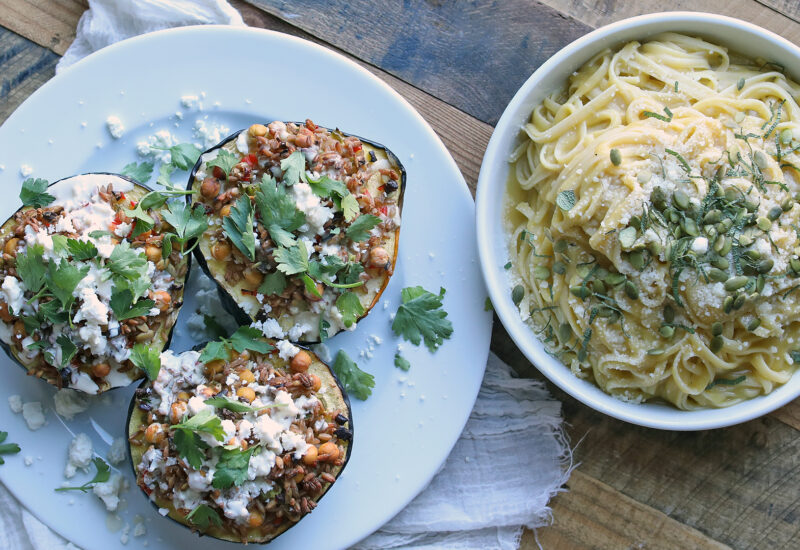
[12,320,25,340]
[0,301,13,322]
[309,374,322,392]
[91,362,111,378]
[243,268,263,287]
[302,445,318,465]
[200,177,220,199]
[247,510,264,528]
[170,401,188,424]
[249,124,268,137]
[145,245,161,263]
[236,387,256,403]
[238,369,256,384]
[150,290,172,312]
[368,246,390,268]
[290,350,312,373]
[144,423,165,444]
[4,238,19,256]
[211,241,231,261]
[240,439,249,451]
[318,441,340,462]
[205,359,225,376]
[237,350,250,362]
[220,204,232,218]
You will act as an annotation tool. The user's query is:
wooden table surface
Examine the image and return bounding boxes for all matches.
[2,1,800,549]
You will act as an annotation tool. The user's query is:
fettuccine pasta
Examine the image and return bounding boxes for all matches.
[506,33,800,409]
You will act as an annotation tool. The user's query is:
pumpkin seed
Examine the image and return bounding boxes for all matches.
[711,322,723,336]
[703,209,722,224]
[723,295,734,314]
[710,335,724,353]
[708,268,729,282]
[711,257,729,270]
[756,258,774,274]
[570,285,590,299]
[663,304,675,323]
[659,325,675,339]
[576,264,593,279]
[724,187,740,202]
[673,189,690,210]
[533,266,551,280]
[651,187,668,211]
[553,239,568,253]
[782,198,794,212]
[624,280,639,300]
[618,226,638,250]
[718,217,733,232]
[767,205,783,221]
[780,128,793,144]
[738,234,754,247]
[746,318,761,331]
[647,241,662,256]
[733,293,746,310]
[756,217,772,231]
[682,218,700,237]
[511,285,524,305]
[553,261,566,275]
[604,272,626,287]
[756,275,765,293]
[558,322,573,342]
[647,348,665,356]
[592,280,607,295]
[754,150,769,170]
[628,250,645,270]
[610,148,622,166]
[725,276,749,291]
[792,258,800,273]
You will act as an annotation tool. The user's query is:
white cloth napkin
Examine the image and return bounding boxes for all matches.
[0,1,573,549]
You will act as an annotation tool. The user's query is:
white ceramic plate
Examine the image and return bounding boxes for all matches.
[0,26,491,549]
[476,12,800,430]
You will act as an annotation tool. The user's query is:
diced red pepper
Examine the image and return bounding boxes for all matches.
[119,192,126,201]
[244,154,258,166]
[352,143,362,152]
[380,206,388,215]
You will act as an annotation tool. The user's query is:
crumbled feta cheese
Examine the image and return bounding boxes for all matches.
[180,94,203,110]
[136,130,178,163]
[53,389,89,420]
[73,287,110,326]
[8,395,23,413]
[193,118,229,149]
[19,164,33,177]
[107,437,127,466]
[236,132,250,154]
[251,318,285,339]
[2,276,26,316]
[105,115,125,139]
[275,340,300,360]
[64,433,93,479]
[21,402,45,430]
[287,323,312,341]
[24,456,33,466]
[291,183,333,235]
[93,472,127,511]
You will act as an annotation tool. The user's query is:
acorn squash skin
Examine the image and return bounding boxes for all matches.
[187,124,406,344]
[0,173,190,393]
[126,342,353,544]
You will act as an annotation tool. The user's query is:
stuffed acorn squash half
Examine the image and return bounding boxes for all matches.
[0,173,195,394]
[188,119,405,343]
[127,332,353,543]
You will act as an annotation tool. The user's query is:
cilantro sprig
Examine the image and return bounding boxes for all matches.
[332,350,374,400]
[204,395,282,413]
[170,409,225,469]
[129,342,161,380]
[205,149,239,179]
[280,151,308,185]
[255,175,305,248]
[392,286,454,352]
[55,457,110,492]
[162,201,208,258]
[19,178,55,207]
[151,143,202,170]
[186,504,223,531]
[198,326,274,364]
[121,161,154,183]
[212,447,255,489]
[346,214,382,242]
[222,195,256,261]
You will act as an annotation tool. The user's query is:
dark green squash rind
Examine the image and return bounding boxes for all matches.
[186,125,406,344]
[0,173,190,393]
[126,342,353,544]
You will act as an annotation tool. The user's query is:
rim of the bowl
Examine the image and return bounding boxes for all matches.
[476,11,800,430]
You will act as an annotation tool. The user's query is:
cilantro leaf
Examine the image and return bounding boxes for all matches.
[109,288,155,321]
[163,143,202,170]
[22,316,42,334]
[66,239,98,261]
[346,214,381,242]
[129,342,161,380]
[392,286,453,352]
[307,174,349,198]
[46,259,89,310]
[171,409,225,440]
[198,341,229,364]
[205,396,257,413]
[56,335,77,369]
[51,234,69,255]
[15,244,46,294]
[302,274,322,298]
[88,230,111,239]
[156,163,176,189]
[228,326,273,354]
[138,191,170,211]
[173,429,209,469]
[319,315,331,342]
[341,193,360,222]
[186,503,222,531]
[162,201,208,255]
[19,178,54,207]
[38,299,69,325]
[108,241,148,281]
[394,352,410,371]
[212,447,254,490]
[55,457,110,492]
[335,291,364,328]
[274,241,309,275]
[258,271,286,296]
[121,161,154,183]
[332,350,374,400]
[255,175,305,248]
[0,431,21,465]
[205,149,239,178]
[280,151,308,185]
[221,195,256,261]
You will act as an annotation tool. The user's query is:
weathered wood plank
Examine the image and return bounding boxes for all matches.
[529,471,731,550]
[493,320,800,550]
[0,0,85,55]
[0,27,59,125]
[539,0,800,45]
[246,0,590,125]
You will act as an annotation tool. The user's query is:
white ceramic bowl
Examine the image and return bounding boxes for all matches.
[476,12,800,430]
